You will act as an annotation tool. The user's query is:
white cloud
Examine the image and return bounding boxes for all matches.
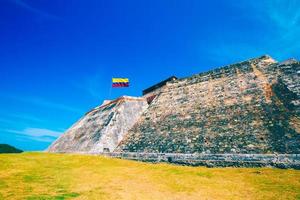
[23,96,83,114]
[236,0,300,58]
[6,113,45,123]
[5,127,63,142]
[252,0,300,50]
[0,94,84,114]
[232,0,300,30]
[9,0,60,20]
[205,0,300,62]
[263,0,300,30]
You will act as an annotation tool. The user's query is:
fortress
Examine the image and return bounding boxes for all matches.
[48,55,300,168]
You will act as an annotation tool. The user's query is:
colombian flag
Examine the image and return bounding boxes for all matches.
[112,78,129,87]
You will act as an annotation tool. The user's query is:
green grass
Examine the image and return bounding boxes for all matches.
[0,152,299,200]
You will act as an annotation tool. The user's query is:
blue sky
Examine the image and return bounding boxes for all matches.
[0,0,299,151]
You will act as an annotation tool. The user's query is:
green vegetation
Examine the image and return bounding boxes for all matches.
[0,152,299,200]
[0,144,23,153]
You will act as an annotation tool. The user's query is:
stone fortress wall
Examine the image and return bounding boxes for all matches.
[116,55,300,155]
[48,96,148,153]
[99,152,300,169]
[48,55,300,168]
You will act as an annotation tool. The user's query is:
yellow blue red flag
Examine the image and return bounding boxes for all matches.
[112,78,129,87]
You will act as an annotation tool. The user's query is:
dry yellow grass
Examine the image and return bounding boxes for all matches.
[0,152,299,200]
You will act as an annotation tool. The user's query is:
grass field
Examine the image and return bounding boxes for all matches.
[0,153,299,200]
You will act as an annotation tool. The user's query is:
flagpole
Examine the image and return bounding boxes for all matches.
[109,77,112,99]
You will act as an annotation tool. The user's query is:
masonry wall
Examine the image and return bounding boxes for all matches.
[48,96,148,153]
[116,56,300,154]
[99,152,300,169]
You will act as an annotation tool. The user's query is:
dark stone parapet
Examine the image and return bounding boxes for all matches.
[97,152,300,169]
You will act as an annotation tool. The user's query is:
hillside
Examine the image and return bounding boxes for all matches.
[0,152,299,200]
[0,144,23,153]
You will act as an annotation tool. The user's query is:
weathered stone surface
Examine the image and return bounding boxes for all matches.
[48,55,300,168]
[116,55,300,154]
[99,152,300,169]
[47,96,148,153]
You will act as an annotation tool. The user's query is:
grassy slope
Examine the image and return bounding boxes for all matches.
[0,153,299,200]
